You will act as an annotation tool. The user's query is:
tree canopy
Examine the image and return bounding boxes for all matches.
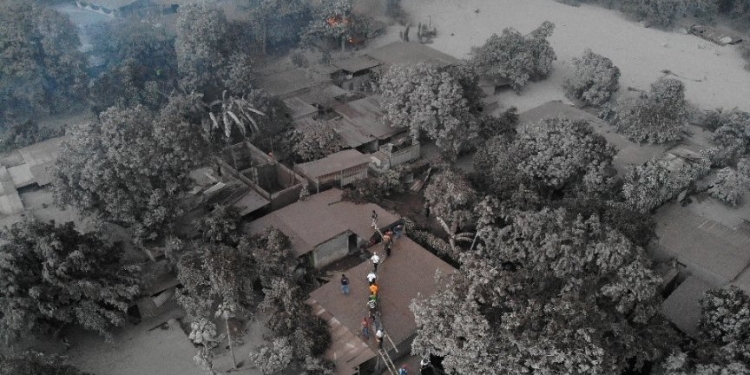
[175,4,254,96]
[380,63,481,160]
[473,117,616,199]
[610,77,688,144]
[564,49,620,106]
[411,206,670,375]
[0,352,93,375]
[0,1,87,124]
[0,220,140,342]
[52,104,207,241]
[470,21,556,91]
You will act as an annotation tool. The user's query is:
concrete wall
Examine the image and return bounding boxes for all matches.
[313,231,350,268]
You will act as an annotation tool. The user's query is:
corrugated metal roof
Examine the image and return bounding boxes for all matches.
[307,236,456,373]
[655,202,750,285]
[256,68,328,98]
[296,149,372,179]
[282,96,317,120]
[333,95,404,140]
[366,41,460,68]
[332,55,382,74]
[17,136,64,187]
[330,117,375,148]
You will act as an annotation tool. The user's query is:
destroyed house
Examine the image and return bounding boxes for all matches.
[217,141,306,215]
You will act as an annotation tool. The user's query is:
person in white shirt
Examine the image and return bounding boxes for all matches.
[367,271,377,285]
[371,253,380,272]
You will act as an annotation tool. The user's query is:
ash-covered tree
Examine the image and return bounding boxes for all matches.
[249,0,311,54]
[564,49,620,106]
[52,104,207,242]
[177,240,259,369]
[303,0,367,52]
[0,352,93,375]
[291,121,345,162]
[380,63,481,160]
[0,220,140,343]
[474,118,616,199]
[623,157,710,213]
[470,21,556,91]
[703,108,750,167]
[176,4,254,96]
[0,1,87,124]
[248,337,294,374]
[708,167,748,206]
[618,0,689,26]
[610,77,688,144]
[411,205,670,375]
[424,169,478,247]
[86,19,177,112]
[657,285,750,374]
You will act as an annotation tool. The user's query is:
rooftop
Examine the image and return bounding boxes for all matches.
[16,136,65,187]
[332,55,382,74]
[366,41,460,69]
[307,236,456,375]
[661,276,712,338]
[282,96,317,120]
[333,95,403,140]
[246,189,400,257]
[518,101,665,174]
[655,201,750,290]
[255,68,329,98]
[295,149,373,179]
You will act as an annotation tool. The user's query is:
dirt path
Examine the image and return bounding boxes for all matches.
[402,0,750,112]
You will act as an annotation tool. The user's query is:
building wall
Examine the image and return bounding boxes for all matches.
[313,232,350,268]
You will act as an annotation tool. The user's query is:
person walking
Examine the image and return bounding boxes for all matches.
[383,231,393,257]
[399,365,409,375]
[371,252,380,272]
[424,202,431,218]
[361,317,370,339]
[393,224,404,240]
[341,274,350,295]
[375,329,384,349]
[369,283,379,296]
[367,271,377,285]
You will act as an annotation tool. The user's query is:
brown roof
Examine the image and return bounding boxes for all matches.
[332,55,382,74]
[333,96,404,140]
[295,149,372,179]
[246,189,400,257]
[518,101,665,175]
[366,41,460,69]
[661,276,712,338]
[307,237,456,374]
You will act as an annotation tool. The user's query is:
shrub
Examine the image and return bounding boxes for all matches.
[564,49,620,106]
